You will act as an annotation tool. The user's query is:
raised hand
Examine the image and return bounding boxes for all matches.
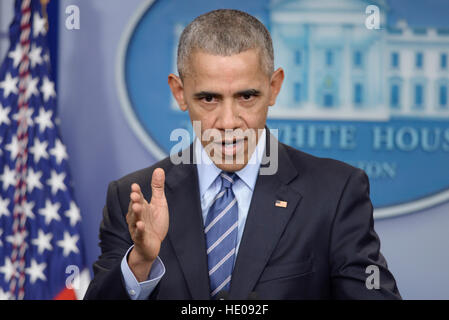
[126,168,169,281]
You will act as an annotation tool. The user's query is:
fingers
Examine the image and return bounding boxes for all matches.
[127,168,166,240]
[127,183,144,228]
[151,168,166,201]
[130,183,144,203]
[131,183,146,210]
[128,184,146,241]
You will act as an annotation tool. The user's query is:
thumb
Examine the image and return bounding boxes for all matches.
[151,168,166,201]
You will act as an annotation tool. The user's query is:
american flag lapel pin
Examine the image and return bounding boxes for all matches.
[275,200,288,208]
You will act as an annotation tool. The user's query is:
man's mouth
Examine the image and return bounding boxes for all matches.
[214,139,245,156]
[222,139,241,145]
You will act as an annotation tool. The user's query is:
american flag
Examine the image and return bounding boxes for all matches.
[0,0,89,299]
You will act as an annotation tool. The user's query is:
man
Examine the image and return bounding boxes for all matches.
[84,9,400,300]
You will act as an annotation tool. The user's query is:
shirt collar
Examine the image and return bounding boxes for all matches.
[195,128,266,198]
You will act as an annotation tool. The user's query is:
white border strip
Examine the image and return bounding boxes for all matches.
[116,0,167,161]
[374,188,449,219]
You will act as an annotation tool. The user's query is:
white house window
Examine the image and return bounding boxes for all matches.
[439,83,448,108]
[413,83,425,109]
[353,50,362,68]
[389,77,403,109]
[294,82,302,103]
[391,52,400,69]
[295,50,302,65]
[354,83,363,106]
[325,50,333,67]
[391,84,400,108]
[324,93,334,107]
[415,52,424,69]
[441,53,447,70]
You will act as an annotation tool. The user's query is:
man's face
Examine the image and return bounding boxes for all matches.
[168,48,284,172]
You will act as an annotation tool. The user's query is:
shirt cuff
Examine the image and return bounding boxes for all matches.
[120,245,165,300]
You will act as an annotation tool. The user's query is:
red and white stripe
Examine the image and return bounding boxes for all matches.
[9,0,32,300]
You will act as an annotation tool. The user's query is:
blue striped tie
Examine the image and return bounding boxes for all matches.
[205,172,239,298]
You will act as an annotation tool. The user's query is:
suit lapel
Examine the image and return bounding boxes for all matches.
[229,132,303,299]
[164,151,210,299]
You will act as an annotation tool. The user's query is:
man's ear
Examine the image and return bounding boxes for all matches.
[268,67,285,106]
[168,73,188,111]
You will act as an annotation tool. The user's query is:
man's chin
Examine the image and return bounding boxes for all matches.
[213,162,248,173]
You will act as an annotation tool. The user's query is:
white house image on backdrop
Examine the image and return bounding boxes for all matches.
[171,0,449,121]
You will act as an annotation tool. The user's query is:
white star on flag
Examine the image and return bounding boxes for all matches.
[25,259,47,284]
[30,138,49,163]
[27,168,43,192]
[0,229,3,246]
[0,103,12,126]
[50,139,68,164]
[31,229,53,254]
[0,196,11,218]
[0,165,16,191]
[40,77,56,102]
[0,287,13,300]
[33,12,47,37]
[65,202,81,227]
[57,232,80,257]
[5,135,20,160]
[23,200,36,219]
[0,257,16,282]
[34,107,54,133]
[29,44,43,68]
[12,107,34,127]
[8,44,23,68]
[38,199,61,225]
[25,76,40,100]
[6,230,28,247]
[0,73,19,98]
[42,51,50,63]
[47,170,67,195]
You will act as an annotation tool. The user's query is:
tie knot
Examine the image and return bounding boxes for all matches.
[220,172,237,189]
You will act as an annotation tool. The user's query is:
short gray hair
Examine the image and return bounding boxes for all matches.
[177,9,274,79]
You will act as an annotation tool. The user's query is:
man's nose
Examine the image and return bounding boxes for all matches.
[217,99,241,130]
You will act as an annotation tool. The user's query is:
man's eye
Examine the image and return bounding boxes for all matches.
[204,95,214,102]
[242,94,255,101]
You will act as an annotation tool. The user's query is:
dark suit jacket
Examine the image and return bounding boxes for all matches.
[84,130,401,300]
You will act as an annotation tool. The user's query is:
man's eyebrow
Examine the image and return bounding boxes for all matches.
[193,91,223,99]
[193,89,261,99]
[234,89,261,97]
